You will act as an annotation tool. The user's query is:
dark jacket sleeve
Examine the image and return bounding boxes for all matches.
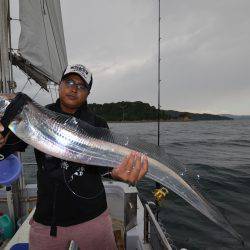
[0,93,29,159]
[0,133,28,159]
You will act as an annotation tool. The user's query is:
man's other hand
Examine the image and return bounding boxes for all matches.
[111,152,148,185]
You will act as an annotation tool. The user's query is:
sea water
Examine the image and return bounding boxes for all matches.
[3,120,250,249]
[110,120,250,250]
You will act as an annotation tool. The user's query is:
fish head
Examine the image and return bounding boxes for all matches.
[0,94,16,118]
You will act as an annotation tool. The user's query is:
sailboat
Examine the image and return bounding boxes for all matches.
[0,0,172,249]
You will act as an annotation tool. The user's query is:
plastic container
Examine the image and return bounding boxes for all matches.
[0,154,22,187]
[10,243,29,250]
[0,214,14,239]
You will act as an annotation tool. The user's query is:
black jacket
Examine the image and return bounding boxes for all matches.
[1,99,111,228]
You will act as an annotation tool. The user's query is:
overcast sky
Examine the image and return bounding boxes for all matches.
[12,0,250,115]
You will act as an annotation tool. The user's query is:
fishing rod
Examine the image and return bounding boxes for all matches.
[154,0,168,221]
[157,0,161,147]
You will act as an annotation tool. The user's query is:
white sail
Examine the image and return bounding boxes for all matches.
[18,0,68,85]
[0,0,11,89]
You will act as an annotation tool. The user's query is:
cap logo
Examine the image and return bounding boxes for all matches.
[71,65,89,78]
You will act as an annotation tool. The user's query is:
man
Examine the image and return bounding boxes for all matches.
[0,64,148,249]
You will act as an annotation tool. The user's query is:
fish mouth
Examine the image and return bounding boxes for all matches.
[0,94,15,117]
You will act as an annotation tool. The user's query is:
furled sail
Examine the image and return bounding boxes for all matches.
[0,0,11,91]
[11,53,49,90]
[15,0,68,88]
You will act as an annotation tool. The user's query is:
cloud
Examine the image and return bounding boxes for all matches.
[10,0,250,115]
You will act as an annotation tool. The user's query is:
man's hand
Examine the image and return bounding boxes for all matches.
[0,122,9,149]
[0,93,16,101]
[111,151,148,185]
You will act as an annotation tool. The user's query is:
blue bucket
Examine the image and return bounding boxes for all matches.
[10,243,29,250]
[0,154,22,187]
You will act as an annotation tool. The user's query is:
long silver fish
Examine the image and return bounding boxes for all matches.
[0,94,242,241]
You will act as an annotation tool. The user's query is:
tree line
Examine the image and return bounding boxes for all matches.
[89,101,232,122]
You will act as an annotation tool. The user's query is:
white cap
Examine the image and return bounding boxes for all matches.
[62,64,93,90]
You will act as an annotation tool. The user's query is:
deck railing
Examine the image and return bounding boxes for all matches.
[144,203,172,250]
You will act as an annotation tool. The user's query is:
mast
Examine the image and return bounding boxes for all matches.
[7,0,13,88]
[157,0,161,146]
[0,0,19,226]
[0,0,10,93]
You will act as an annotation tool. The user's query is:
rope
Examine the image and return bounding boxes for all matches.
[48,84,54,103]
[20,77,31,92]
[32,87,42,100]
[54,84,59,99]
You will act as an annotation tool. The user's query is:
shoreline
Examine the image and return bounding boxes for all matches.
[107,119,232,123]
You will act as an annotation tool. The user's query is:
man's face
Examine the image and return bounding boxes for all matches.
[59,73,89,111]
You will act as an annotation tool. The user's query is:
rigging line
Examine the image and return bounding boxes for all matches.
[19,66,46,91]
[18,152,26,193]
[33,87,42,100]
[20,77,31,92]
[39,0,54,80]
[21,70,34,86]
[22,54,34,90]
[53,84,59,99]
[48,84,54,103]
[44,0,64,72]
[55,83,59,96]
[56,86,59,99]
[54,85,59,99]
[51,85,58,99]
[48,83,58,100]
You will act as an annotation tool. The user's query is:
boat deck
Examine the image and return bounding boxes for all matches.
[2,181,172,250]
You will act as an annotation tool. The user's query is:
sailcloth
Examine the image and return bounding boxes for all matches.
[14,0,68,89]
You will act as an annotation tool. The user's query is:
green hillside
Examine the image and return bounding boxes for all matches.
[89,101,232,122]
